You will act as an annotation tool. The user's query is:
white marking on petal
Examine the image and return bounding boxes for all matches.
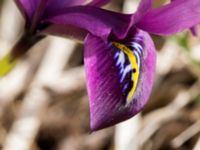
[120,64,132,82]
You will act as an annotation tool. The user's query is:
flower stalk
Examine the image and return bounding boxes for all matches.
[11,32,44,59]
[0,31,44,77]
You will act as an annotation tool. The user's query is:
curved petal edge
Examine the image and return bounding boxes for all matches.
[84,30,156,131]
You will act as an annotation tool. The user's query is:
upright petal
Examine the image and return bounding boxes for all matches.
[84,30,156,131]
[136,0,200,35]
[14,0,40,22]
[15,0,86,21]
[31,0,49,31]
[44,6,132,40]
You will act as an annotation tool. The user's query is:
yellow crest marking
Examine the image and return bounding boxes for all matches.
[113,42,139,103]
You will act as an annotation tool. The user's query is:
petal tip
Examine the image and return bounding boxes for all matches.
[89,113,107,131]
[90,119,112,132]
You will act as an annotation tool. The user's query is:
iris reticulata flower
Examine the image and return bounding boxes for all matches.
[84,0,200,130]
[0,0,200,131]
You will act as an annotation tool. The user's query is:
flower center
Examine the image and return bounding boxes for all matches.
[112,38,144,103]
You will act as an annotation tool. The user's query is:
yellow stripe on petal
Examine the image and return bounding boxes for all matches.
[113,42,139,103]
[0,53,18,77]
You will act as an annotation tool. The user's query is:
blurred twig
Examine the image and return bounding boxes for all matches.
[193,136,200,150]
[171,120,200,148]
[3,37,77,150]
[45,66,85,97]
[0,39,48,115]
[138,81,200,148]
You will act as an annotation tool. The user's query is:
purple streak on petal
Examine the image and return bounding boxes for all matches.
[45,6,132,40]
[136,0,200,35]
[84,30,156,131]
[87,0,111,7]
[134,0,152,23]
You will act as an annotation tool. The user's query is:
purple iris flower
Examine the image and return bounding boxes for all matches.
[11,0,112,58]
[6,0,200,131]
[82,0,200,131]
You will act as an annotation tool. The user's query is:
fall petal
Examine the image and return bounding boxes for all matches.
[84,30,156,131]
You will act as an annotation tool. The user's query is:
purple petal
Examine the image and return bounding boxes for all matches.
[47,0,85,8]
[44,0,86,16]
[134,0,152,23]
[84,30,156,131]
[171,0,198,36]
[31,0,49,30]
[87,0,111,7]
[136,0,200,35]
[44,6,132,40]
[14,0,40,22]
[14,0,88,23]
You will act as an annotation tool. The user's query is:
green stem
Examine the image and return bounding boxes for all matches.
[11,32,44,60]
[0,32,45,77]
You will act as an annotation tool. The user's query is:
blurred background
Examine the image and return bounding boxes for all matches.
[0,0,200,150]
